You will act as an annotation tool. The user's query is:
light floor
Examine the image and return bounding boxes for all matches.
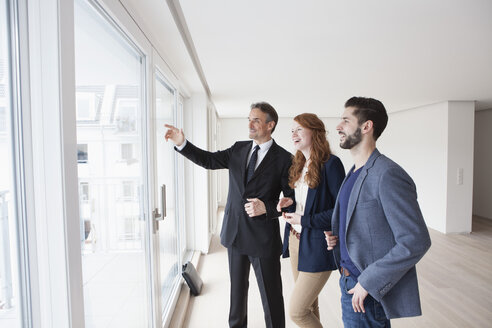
[184,216,492,328]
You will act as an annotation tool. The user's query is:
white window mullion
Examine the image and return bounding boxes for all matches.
[4,0,34,326]
[26,0,84,327]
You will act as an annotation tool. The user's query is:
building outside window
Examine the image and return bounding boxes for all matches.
[122,181,134,199]
[76,92,96,121]
[77,144,88,163]
[119,216,139,241]
[114,98,137,133]
[121,143,133,161]
[80,182,89,201]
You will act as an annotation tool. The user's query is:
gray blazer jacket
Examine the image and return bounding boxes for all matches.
[332,149,431,319]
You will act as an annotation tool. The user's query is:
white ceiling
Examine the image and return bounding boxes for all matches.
[120,0,203,94]
[122,0,492,118]
[177,0,492,117]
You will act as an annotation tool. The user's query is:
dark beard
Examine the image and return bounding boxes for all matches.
[340,127,362,149]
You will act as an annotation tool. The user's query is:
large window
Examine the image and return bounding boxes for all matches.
[0,0,27,326]
[0,0,192,326]
[75,0,150,326]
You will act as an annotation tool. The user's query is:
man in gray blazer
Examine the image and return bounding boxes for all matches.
[326,96,431,327]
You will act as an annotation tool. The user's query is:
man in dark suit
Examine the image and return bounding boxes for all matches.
[165,102,294,328]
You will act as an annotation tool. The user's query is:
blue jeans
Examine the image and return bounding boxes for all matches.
[339,274,391,328]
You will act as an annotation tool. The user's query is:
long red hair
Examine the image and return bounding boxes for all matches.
[289,113,331,189]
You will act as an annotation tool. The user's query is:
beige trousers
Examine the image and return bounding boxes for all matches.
[288,231,332,328]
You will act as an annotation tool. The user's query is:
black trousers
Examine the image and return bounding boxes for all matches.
[227,246,285,328]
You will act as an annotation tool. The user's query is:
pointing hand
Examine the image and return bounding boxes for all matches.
[164,124,185,146]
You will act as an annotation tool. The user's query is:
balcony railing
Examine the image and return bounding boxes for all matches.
[78,181,144,253]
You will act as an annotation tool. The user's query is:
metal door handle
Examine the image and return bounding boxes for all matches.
[161,184,166,218]
[152,185,167,234]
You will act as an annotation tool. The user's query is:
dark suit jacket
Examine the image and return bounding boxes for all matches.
[331,149,431,319]
[282,154,345,272]
[178,139,295,258]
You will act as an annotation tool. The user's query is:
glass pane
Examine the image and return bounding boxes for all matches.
[74,0,150,326]
[0,0,23,326]
[155,75,179,316]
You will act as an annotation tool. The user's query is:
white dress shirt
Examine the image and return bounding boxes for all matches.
[176,140,188,151]
[247,139,273,170]
[293,166,309,233]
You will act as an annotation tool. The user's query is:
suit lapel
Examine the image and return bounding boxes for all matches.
[240,141,253,185]
[304,185,317,215]
[345,149,382,230]
[345,168,368,230]
[332,166,351,233]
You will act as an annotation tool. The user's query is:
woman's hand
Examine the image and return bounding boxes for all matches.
[283,212,301,225]
[324,231,338,250]
[276,197,293,212]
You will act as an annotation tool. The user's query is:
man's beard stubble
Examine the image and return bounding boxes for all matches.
[340,127,362,149]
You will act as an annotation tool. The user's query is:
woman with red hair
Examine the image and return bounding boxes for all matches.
[277,113,345,327]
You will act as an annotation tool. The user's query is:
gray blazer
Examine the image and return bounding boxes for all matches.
[332,149,431,319]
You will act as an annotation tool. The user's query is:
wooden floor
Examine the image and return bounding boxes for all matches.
[184,216,492,328]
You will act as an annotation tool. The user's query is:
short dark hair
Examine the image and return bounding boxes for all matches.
[250,102,278,133]
[344,96,388,140]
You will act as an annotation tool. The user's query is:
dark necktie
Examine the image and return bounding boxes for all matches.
[246,145,260,183]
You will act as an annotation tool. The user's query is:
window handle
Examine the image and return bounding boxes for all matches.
[153,208,161,219]
[161,184,166,218]
[153,184,166,221]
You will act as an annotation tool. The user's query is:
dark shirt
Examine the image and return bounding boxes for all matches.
[338,166,363,277]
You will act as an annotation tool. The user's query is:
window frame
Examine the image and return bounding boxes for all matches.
[1,0,33,326]
[152,51,190,328]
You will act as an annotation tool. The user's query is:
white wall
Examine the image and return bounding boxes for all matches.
[473,108,492,220]
[207,104,219,235]
[379,101,475,233]
[184,93,212,253]
[446,102,475,232]
[378,102,449,232]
